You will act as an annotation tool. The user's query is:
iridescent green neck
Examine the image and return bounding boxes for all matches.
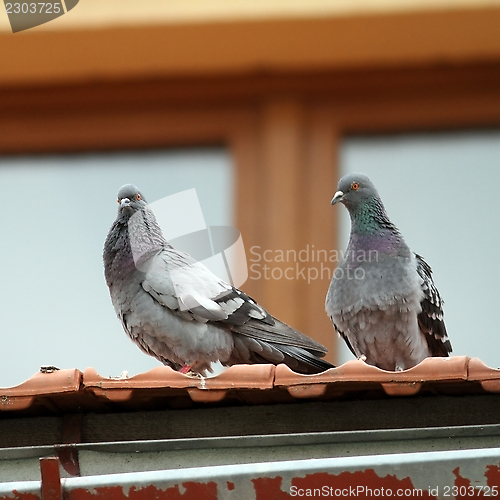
[349,196,391,235]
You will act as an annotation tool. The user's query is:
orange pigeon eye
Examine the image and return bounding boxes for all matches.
[136,194,142,201]
[351,182,359,190]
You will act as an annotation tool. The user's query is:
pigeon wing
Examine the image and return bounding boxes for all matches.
[140,248,237,322]
[141,247,332,370]
[415,253,452,357]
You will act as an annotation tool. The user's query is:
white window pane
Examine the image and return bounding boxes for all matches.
[340,131,500,368]
[0,148,233,387]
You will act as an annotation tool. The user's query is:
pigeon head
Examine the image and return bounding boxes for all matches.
[117,184,148,216]
[111,184,167,268]
[331,173,401,239]
[331,173,379,210]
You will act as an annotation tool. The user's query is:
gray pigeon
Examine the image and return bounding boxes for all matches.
[103,184,333,375]
[325,173,452,371]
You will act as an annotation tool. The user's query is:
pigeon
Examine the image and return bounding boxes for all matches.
[325,173,452,371]
[103,184,333,375]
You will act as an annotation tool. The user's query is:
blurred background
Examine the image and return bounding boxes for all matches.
[2,0,500,386]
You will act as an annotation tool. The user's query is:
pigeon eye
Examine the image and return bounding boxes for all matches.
[136,194,142,201]
[351,182,359,190]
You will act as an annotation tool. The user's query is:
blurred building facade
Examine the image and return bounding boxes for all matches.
[2,0,500,364]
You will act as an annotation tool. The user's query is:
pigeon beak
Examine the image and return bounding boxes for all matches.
[120,198,131,209]
[331,190,344,205]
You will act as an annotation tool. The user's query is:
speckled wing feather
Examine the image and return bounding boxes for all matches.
[141,248,244,323]
[142,247,330,359]
[415,254,452,357]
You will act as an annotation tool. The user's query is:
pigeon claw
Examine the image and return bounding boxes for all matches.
[180,364,193,375]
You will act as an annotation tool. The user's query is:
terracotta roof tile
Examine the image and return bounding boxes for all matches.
[83,365,275,406]
[1,368,82,397]
[468,356,500,393]
[1,357,499,415]
[1,369,82,412]
[275,356,471,398]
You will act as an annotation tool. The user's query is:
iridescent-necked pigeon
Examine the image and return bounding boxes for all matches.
[326,173,452,371]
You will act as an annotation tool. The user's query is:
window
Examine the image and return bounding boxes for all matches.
[0,148,233,386]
